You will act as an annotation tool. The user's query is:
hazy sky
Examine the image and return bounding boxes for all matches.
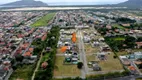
[0,0,128,4]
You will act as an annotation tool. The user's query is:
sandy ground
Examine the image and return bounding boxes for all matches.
[2,7,127,11]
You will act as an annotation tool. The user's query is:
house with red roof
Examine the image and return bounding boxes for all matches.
[136,42,142,49]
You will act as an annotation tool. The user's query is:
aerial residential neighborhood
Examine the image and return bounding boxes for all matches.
[0,0,142,80]
[0,10,141,80]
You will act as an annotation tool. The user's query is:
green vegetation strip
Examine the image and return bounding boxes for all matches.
[31,13,56,27]
[34,26,60,80]
[112,24,125,30]
[9,65,33,80]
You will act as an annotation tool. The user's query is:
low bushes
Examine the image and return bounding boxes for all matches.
[87,70,130,80]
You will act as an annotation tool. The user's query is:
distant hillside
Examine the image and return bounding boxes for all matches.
[47,0,142,9]
[116,0,142,9]
[0,0,141,9]
[1,0,48,7]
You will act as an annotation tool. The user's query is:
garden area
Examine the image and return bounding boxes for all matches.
[31,13,56,27]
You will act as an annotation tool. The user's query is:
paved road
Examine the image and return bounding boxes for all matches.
[11,41,24,58]
[4,69,13,80]
[130,61,141,75]
[77,29,88,79]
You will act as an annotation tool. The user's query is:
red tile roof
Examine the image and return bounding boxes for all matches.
[24,51,31,56]
[136,42,142,46]
[41,34,47,41]
[29,48,34,52]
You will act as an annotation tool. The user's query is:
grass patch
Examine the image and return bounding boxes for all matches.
[37,53,50,70]
[112,24,125,30]
[9,65,33,80]
[136,78,142,80]
[86,53,123,71]
[86,55,98,62]
[31,13,55,27]
[54,56,81,77]
[57,49,63,54]
[99,53,123,71]
[85,44,100,54]
[113,37,125,41]
[41,53,50,62]
[133,49,142,52]
[117,49,142,56]
[116,51,128,56]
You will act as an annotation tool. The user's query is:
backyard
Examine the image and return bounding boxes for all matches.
[31,13,56,27]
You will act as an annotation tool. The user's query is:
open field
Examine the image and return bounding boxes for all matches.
[99,53,123,71]
[85,44,100,54]
[9,65,33,80]
[86,52,123,71]
[31,13,55,27]
[86,55,98,62]
[54,56,81,77]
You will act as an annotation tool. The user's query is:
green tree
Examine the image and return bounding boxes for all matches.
[15,54,24,62]
[77,62,83,69]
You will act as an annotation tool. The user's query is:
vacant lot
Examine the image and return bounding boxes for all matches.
[99,53,123,71]
[9,65,33,80]
[54,56,81,77]
[31,13,55,27]
[86,55,98,62]
[86,52,123,71]
[85,44,100,54]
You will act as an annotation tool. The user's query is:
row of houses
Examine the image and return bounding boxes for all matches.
[0,23,48,80]
[0,12,42,28]
[58,29,79,64]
